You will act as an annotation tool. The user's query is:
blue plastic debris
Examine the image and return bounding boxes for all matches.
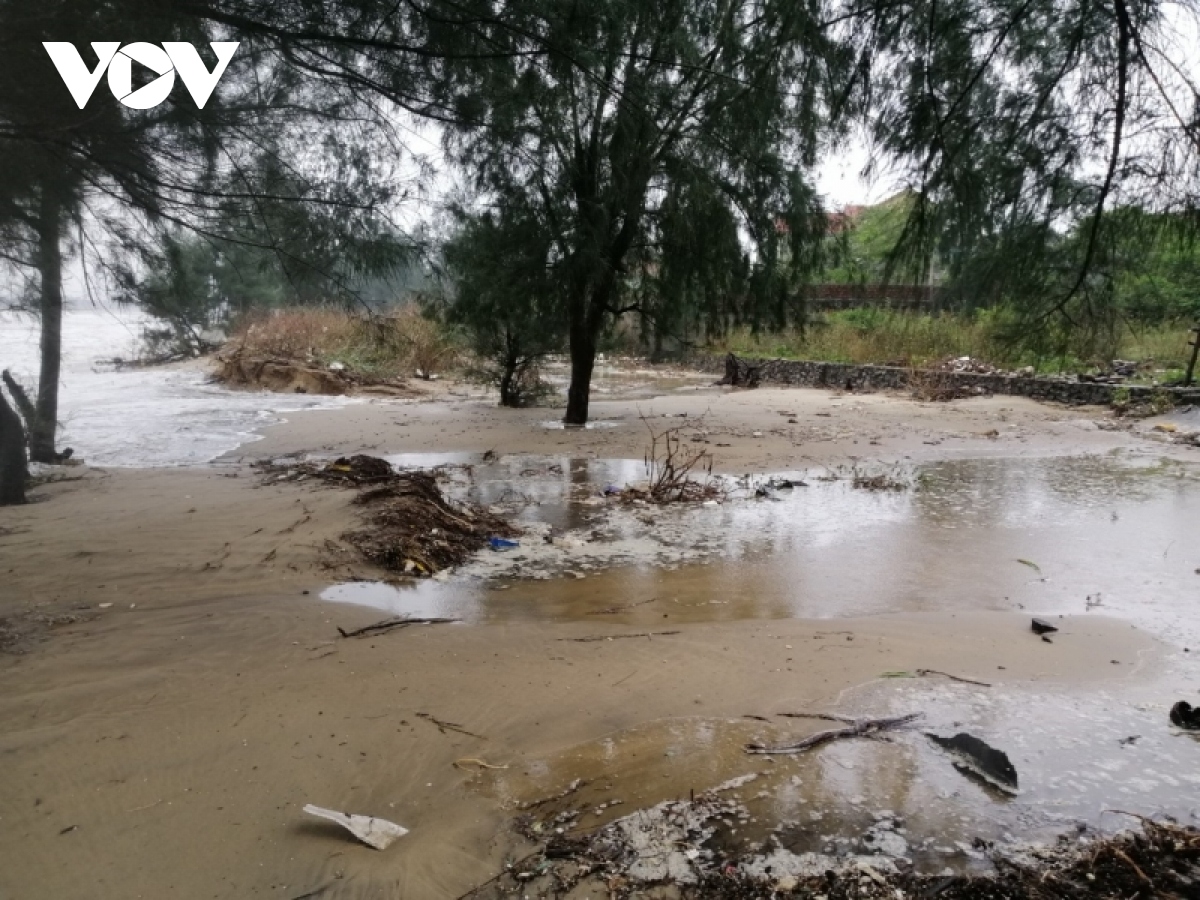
[489,537,519,551]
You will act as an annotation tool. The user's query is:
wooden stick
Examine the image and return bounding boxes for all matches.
[416,712,484,739]
[746,713,922,755]
[560,631,681,643]
[337,616,458,638]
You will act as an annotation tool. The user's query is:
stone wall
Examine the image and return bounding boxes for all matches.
[693,353,1200,407]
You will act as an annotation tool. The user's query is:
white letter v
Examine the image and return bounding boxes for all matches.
[43,42,121,109]
[163,42,240,109]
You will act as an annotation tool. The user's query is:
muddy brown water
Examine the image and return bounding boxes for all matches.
[317,451,1200,868]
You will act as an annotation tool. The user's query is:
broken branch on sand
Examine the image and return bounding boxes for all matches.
[415,712,484,739]
[560,630,681,642]
[745,712,922,755]
[337,616,458,638]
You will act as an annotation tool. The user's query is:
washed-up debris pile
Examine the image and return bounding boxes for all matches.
[256,455,518,576]
[464,795,1200,899]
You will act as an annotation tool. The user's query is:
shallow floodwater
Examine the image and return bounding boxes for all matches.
[320,450,1200,860]
[0,308,353,467]
[482,676,1200,872]
[323,452,1200,649]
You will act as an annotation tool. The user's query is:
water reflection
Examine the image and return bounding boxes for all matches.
[324,454,1200,646]
[479,678,1200,871]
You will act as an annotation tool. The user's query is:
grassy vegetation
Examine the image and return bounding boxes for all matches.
[228,306,459,380]
[711,308,1196,375]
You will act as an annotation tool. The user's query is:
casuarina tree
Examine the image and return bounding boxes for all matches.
[424,0,840,423]
[0,0,405,461]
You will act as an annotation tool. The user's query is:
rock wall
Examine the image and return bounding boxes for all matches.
[694,353,1200,407]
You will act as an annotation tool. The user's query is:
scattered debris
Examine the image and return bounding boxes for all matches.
[488,537,519,552]
[1016,558,1042,574]
[256,456,519,576]
[850,465,910,491]
[336,616,458,638]
[560,631,681,643]
[926,732,1020,794]
[1031,618,1058,635]
[745,712,922,755]
[461,797,1200,899]
[1169,701,1200,730]
[302,804,408,850]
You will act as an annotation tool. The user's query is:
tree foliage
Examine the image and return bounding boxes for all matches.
[440,206,563,406]
[423,0,843,422]
[852,0,1200,330]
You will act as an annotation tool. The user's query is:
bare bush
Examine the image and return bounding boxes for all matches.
[621,415,724,503]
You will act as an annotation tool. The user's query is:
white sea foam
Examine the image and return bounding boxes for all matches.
[0,306,353,468]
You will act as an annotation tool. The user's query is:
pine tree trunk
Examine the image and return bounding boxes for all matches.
[563,313,596,425]
[0,385,28,505]
[30,182,64,464]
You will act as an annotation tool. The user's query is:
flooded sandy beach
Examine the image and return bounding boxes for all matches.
[2,312,1199,898]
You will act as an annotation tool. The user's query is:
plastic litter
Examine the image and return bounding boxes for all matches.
[489,537,519,551]
[302,804,408,850]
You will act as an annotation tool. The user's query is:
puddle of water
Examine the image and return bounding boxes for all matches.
[316,451,1200,861]
[538,419,623,430]
[478,678,1200,871]
[323,453,1200,649]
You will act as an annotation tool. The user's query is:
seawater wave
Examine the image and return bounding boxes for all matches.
[0,307,354,468]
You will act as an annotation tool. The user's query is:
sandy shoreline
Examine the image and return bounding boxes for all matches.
[2,376,1198,898]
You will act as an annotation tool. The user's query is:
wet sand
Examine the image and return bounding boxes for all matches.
[0,597,1164,899]
[2,378,1199,899]
[235,380,1171,471]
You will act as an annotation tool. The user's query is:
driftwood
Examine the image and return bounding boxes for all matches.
[560,630,681,642]
[337,616,458,638]
[746,712,922,755]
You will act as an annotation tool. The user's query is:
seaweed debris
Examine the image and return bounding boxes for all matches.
[256,455,518,576]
